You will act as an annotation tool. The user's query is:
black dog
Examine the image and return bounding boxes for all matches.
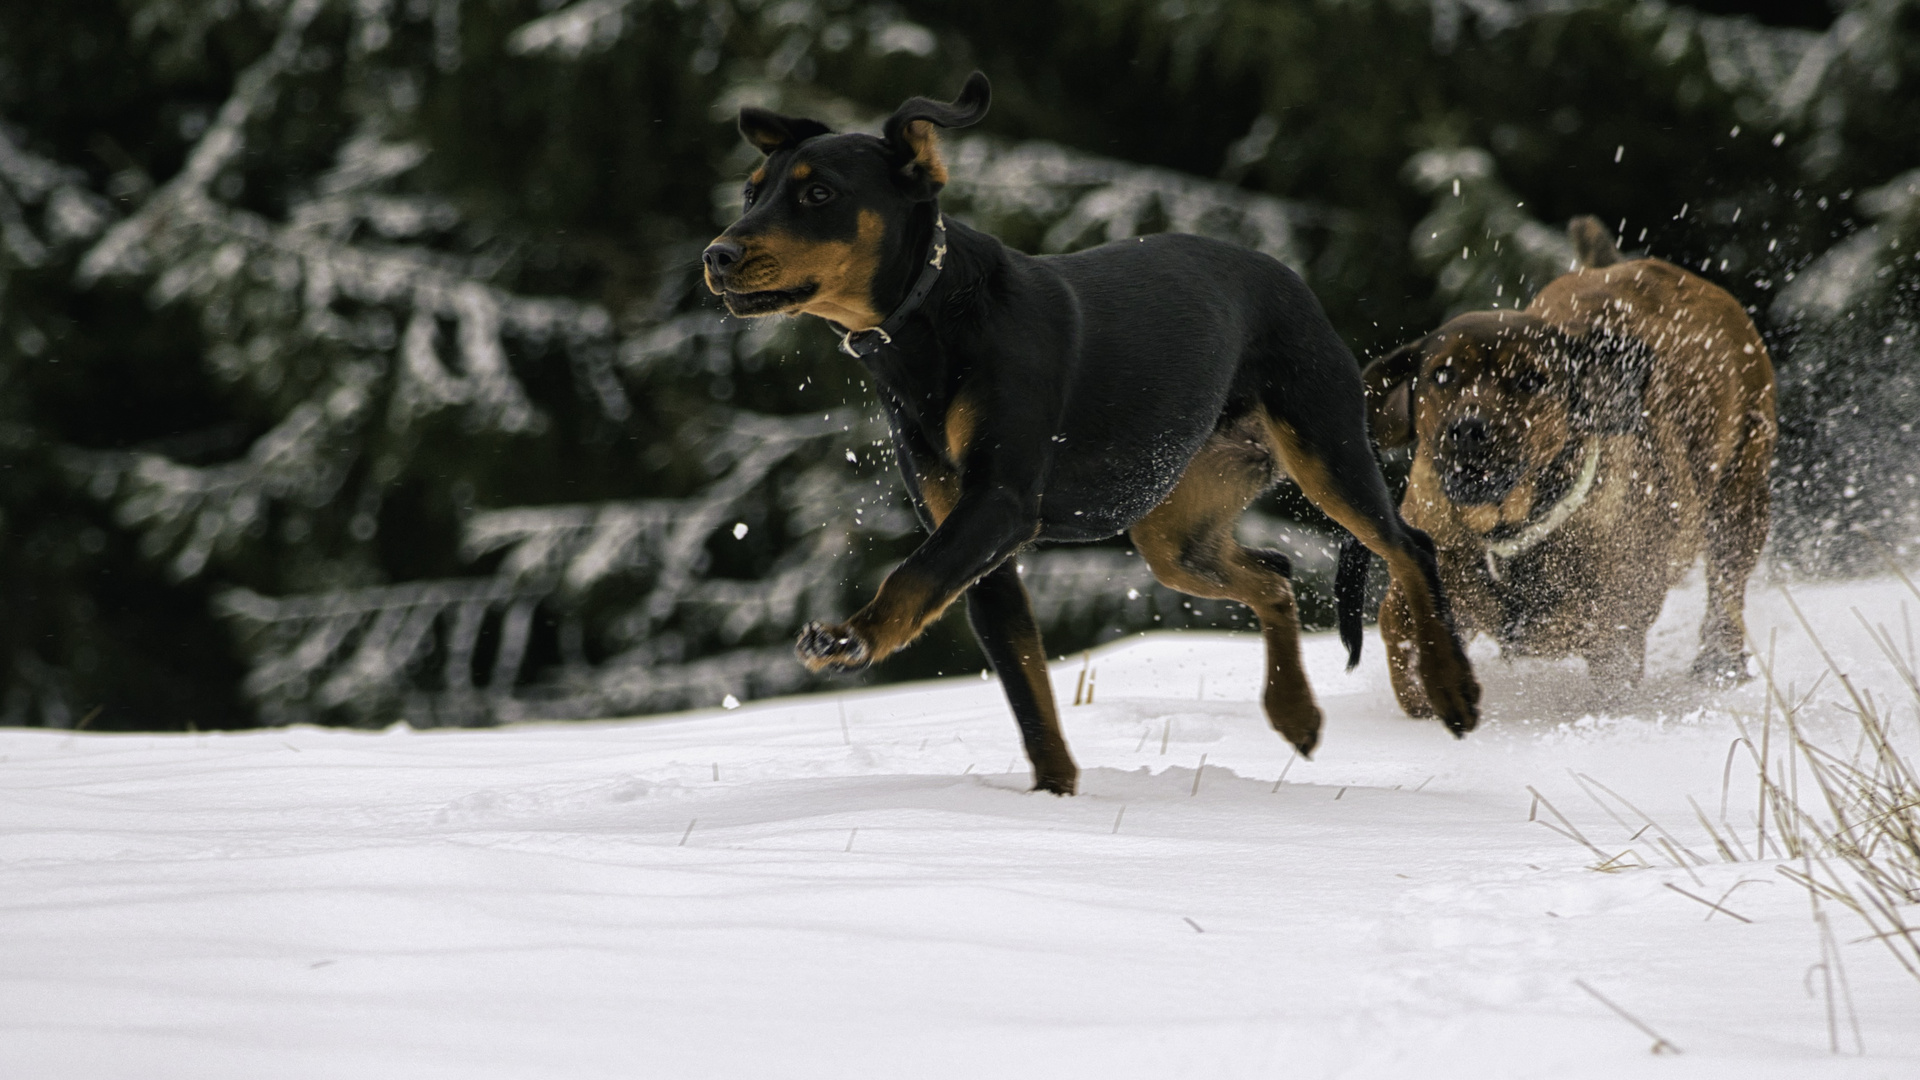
[703,73,1480,794]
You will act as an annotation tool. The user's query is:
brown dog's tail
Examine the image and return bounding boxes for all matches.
[1335,533,1370,670]
[1568,215,1624,269]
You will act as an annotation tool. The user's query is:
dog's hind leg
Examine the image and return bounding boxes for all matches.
[1262,408,1482,735]
[1131,426,1324,755]
[965,562,1078,794]
[1696,446,1772,684]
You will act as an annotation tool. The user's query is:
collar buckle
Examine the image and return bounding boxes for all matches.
[839,325,892,358]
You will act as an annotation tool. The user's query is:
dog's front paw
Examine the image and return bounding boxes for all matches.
[796,621,873,673]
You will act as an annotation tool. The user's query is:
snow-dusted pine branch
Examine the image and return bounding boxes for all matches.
[218,576,544,726]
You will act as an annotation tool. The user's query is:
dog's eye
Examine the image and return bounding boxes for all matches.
[799,183,835,207]
[742,185,757,209]
[1431,368,1452,387]
[1513,371,1546,393]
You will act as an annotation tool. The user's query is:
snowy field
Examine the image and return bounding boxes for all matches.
[4,572,1919,1079]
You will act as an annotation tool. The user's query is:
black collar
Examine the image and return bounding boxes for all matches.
[829,209,947,359]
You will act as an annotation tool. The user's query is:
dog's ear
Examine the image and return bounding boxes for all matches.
[882,71,991,201]
[1360,338,1427,447]
[737,108,833,156]
[1568,328,1655,434]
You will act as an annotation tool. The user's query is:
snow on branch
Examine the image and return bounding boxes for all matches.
[79,1,618,438]
[1680,7,1822,106]
[79,0,326,284]
[940,135,1318,272]
[216,562,818,726]
[1417,0,1821,89]
[0,121,115,269]
[507,0,642,59]
[464,499,688,593]
[1776,167,1920,322]
[54,2,638,586]
[689,525,854,644]
[218,576,546,726]
[508,0,938,72]
[523,644,810,722]
[291,131,460,242]
[1018,549,1156,627]
[644,408,853,620]
[64,368,377,580]
[1406,147,1575,316]
[218,406,867,721]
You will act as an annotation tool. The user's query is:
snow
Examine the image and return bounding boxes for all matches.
[4,572,1919,1078]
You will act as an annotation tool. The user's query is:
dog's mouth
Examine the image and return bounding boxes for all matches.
[722,283,818,317]
[1439,459,1521,506]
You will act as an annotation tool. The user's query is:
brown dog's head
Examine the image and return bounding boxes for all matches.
[701,73,989,329]
[1362,310,1653,518]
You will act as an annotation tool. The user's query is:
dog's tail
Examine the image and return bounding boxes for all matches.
[1568,215,1624,269]
[1335,533,1371,670]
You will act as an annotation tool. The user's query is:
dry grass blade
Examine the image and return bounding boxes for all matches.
[1662,882,1752,923]
[1572,980,1682,1054]
[1573,770,1709,868]
[1810,905,1867,1055]
[1753,594,1920,987]
[1689,795,1749,863]
[1526,785,1612,862]
[1776,864,1863,913]
[1782,589,1879,745]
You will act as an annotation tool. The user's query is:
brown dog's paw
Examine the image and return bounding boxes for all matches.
[1420,647,1481,738]
[1391,680,1437,719]
[796,621,873,673]
[1431,685,1481,738]
[1264,691,1323,758]
[1690,650,1751,687]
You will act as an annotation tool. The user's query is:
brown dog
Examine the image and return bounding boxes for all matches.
[1361,218,1776,714]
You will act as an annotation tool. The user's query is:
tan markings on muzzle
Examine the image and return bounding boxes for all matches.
[1459,504,1500,533]
[1498,478,1537,527]
[716,211,886,328]
[794,210,886,329]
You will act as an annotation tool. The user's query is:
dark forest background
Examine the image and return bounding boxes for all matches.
[2,0,1917,731]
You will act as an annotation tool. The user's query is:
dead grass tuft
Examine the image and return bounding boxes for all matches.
[1531,561,1920,1051]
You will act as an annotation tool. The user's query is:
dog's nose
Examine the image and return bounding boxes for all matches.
[1449,416,1492,454]
[702,239,745,277]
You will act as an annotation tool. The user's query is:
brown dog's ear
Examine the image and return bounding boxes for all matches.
[737,108,833,155]
[1569,328,1655,434]
[1567,215,1624,269]
[1361,338,1427,447]
[882,71,991,200]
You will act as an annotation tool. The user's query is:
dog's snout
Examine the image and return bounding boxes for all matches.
[1448,416,1492,454]
[703,239,745,277]
[1438,414,1518,505]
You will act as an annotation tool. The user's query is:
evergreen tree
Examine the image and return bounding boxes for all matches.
[2,0,1915,730]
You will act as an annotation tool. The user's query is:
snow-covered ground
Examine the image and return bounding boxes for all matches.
[4,572,1919,1079]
